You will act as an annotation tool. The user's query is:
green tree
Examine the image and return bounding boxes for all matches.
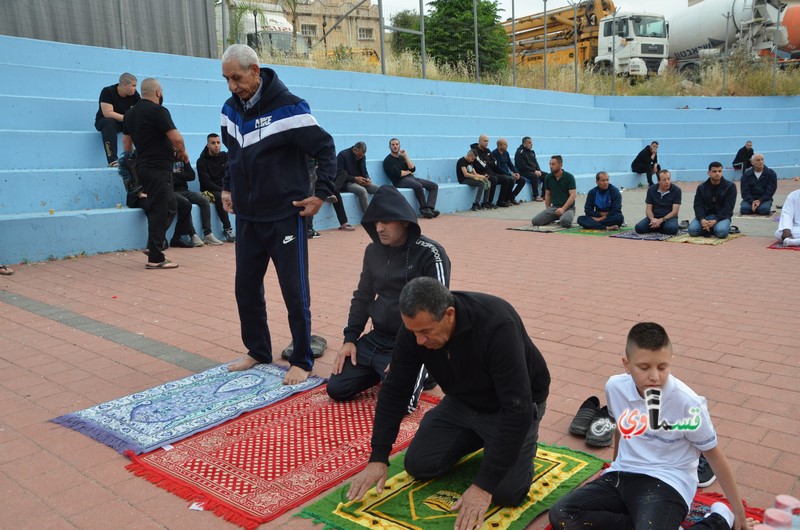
[390,9,423,57]
[426,0,508,75]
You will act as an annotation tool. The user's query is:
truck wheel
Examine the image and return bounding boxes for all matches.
[593,62,612,76]
[680,63,699,81]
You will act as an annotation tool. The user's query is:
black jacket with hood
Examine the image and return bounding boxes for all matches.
[343,185,451,344]
[220,68,336,222]
[196,147,227,193]
[470,142,499,175]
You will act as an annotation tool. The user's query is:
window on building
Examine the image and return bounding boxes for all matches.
[301,24,317,37]
[358,27,374,40]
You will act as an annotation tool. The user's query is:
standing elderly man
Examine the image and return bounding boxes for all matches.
[96,73,140,167]
[347,277,550,530]
[220,44,336,385]
[122,78,188,270]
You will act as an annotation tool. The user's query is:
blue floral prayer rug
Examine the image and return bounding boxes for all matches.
[51,363,324,454]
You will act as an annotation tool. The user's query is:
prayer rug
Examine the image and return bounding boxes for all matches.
[508,224,567,233]
[667,233,744,245]
[542,490,764,530]
[300,443,605,530]
[681,491,764,528]
[732,211,777,220]
[609,229,687,241]
[561,226,633,236]
[768,241,800,251]
[126,386,438,529]
[52,363,323,454]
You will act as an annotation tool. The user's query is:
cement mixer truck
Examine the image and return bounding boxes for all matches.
[668,0,800,74]
[503,0,669,76]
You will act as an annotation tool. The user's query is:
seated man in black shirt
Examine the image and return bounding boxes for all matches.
[383,138,439,219]
[347,277,551,530]
[95,73,140,167]
[634,169,682,235]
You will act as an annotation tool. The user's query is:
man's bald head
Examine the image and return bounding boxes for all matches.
[140,78,163,104]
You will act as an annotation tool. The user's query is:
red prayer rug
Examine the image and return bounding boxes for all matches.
[768,241,800,251]
[126,385,438,529]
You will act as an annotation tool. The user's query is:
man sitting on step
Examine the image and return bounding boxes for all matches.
[172,150,223,246]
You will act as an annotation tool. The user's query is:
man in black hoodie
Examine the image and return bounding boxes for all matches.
[688,161,737,238]
[347,277,551,529]
[328,185,450,410]
[220,44,336,385]
[197,133,235,242]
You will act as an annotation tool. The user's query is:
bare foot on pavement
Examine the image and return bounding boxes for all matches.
[284,365,311,385]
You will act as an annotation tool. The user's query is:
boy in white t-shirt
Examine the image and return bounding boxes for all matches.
[549,322,752,530]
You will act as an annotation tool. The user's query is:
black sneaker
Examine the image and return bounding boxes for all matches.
[169,238,193,249]
[471,203,482,211]
[431,209,441,218]
[568,396,601,436]
[697,454,716,487]
[308,229,321,239]
[420,208,435,219]
[585,406,615,447]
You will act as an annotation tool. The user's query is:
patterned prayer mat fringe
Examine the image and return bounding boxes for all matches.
[126,450,261,530]
[50,416,132,454]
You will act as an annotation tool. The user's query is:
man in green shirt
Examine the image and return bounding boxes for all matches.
[531,155,577,228]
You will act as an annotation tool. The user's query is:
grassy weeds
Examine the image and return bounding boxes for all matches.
[257,48,800,96]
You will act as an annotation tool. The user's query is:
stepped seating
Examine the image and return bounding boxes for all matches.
[0,34,798,263]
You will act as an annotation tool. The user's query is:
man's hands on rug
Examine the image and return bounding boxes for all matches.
[452,484,491,530]
[347,462,388,501]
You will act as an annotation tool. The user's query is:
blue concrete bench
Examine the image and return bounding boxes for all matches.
[624,121,800,138]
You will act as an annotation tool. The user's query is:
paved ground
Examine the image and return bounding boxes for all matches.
[1,180,798,529]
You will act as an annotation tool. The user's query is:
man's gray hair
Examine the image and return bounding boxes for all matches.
[750,152,764,161]
[399,277,454,321]
[119,72,137,85]
[222,44,259,69]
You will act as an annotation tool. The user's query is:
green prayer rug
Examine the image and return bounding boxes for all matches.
[300,444,605,530]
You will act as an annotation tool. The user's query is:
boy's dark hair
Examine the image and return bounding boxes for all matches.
[399,277,454,321]
[625,322,672,358]
[708,161,723,171]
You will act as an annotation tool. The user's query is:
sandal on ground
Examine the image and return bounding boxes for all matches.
[281,335,328,359]
[729,225,740,234]
[0,265,14,276]
[338,224,356,231]
[108,160,119,167]
[145,260,179,270]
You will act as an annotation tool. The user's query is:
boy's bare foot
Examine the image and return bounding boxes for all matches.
[284,365,311,385]
[228,356,260,372]
[745,517,757,530]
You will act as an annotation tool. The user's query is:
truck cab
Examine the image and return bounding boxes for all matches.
[595,12,669,76]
